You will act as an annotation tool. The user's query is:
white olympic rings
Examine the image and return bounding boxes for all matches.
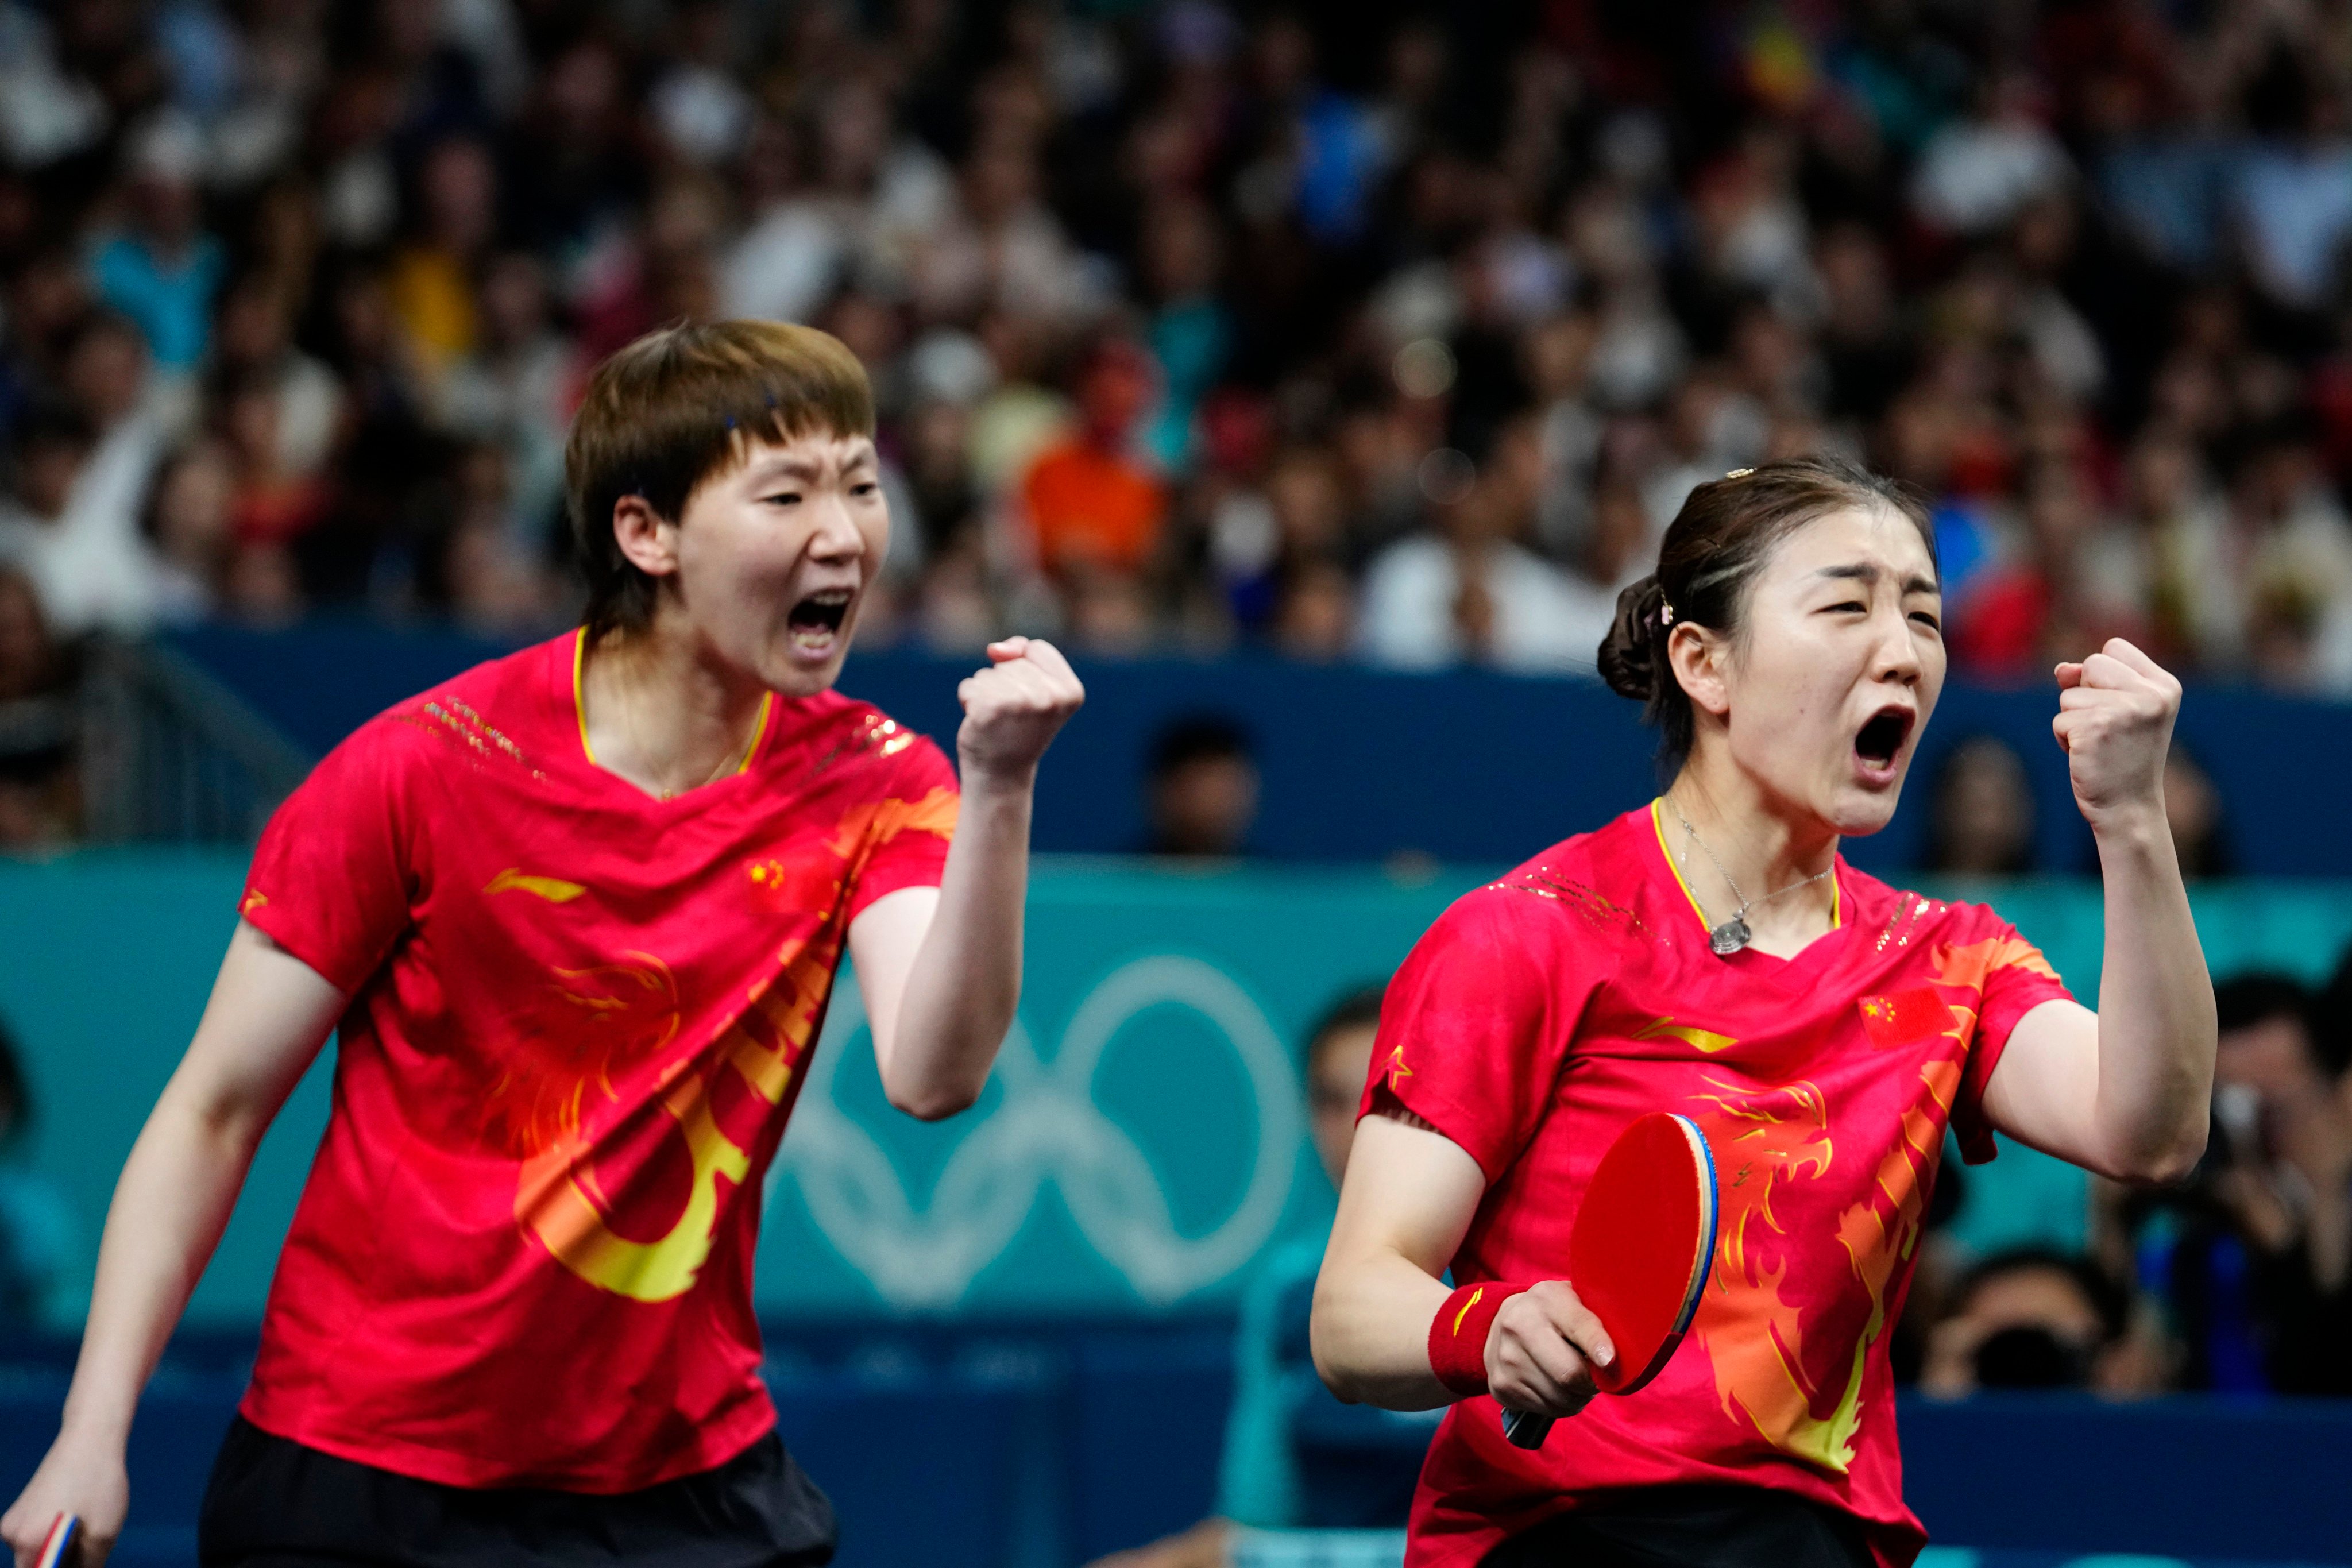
[770,954,1304,1308]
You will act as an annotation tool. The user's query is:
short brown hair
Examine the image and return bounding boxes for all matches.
[1597,454,1936,777]
[565,319,875,636]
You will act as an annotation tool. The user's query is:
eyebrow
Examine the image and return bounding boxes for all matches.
[741,443,876,485]
[1814,562,1941,596]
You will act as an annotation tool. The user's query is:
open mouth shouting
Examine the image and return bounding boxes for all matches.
[1852,704,1917,786]
[786,586,855,660]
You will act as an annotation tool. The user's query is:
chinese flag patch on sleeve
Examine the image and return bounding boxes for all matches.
[1858,987,1952,1049]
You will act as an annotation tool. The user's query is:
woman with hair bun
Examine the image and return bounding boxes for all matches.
[1311,455,2215,1567]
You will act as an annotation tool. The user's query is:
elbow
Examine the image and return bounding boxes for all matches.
[1306,1287,1364,1405]
[2102,1114,2210,1187]
[886,1082,982,1122]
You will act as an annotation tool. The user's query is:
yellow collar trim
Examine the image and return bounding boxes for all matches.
[1648,798,1841,939]
[1651,798,1713,935]
[573,628,596,766]
[573,627,774,782]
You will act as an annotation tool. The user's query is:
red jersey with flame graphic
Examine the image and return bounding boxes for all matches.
[234,631,956,1491]
[1366,804,2074,1567]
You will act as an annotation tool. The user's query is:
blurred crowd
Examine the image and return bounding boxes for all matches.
[1897,958,2352,1403]
[12,1,2352,837]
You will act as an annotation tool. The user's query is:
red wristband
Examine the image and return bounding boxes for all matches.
[1427,1280,1532,1397]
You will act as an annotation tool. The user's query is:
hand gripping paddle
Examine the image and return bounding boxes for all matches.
[34,1514,79,1568]
[1500,1111,1718,1450]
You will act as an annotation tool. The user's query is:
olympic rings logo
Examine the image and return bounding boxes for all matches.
[770,955,1304,1308]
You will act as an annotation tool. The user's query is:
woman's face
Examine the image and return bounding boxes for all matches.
[654,431,891,697]
[1685,504,1945,837]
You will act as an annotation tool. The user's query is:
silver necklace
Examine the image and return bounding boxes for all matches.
[1667,797,1836,957]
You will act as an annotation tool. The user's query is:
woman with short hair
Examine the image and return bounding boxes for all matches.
[5,319,1084,1566]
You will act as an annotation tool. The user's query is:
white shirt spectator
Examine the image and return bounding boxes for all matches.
[2236,141,2352,308]
[721,199,850,325]
[1912,114,2072,235]
[1356,534,1595,675]
[0,416,171,635]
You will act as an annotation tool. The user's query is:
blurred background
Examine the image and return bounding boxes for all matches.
[3,0,2352,1565]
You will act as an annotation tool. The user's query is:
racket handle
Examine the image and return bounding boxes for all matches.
[1501,1407,1554,1449]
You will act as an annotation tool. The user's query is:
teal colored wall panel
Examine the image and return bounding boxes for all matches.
[4,856,2350,1327]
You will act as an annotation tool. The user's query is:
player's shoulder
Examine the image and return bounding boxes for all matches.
[1839,862,2026,953]
[771,688,955,786]
[331,633,571,783]
[1435,807,1663,954]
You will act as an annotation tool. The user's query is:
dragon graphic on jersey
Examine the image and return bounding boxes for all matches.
[1685,933,2057,1472]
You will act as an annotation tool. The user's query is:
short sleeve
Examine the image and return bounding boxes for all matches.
[1358,889,1603,1183]
[240,722,421,994]
[845,732,959,920]
[1952,922,2076,1165]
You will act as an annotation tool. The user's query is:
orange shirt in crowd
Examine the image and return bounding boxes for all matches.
[1021,440,1166,575]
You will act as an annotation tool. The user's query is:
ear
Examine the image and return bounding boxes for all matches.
[611,494,679,581]
[1665,621,1733,719]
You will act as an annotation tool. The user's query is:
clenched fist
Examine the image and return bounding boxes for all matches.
[2052,638,2183,835]
[1487,1280,1616,1422]
[956,637,1084,784]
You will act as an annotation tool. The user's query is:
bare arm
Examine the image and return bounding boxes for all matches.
[1982,640,2214,1184]
[851,636,1082,1121]
[1310,1114,1616,1419]
[2,922,345,1566]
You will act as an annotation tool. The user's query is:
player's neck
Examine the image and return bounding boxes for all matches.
[1662,760,1839,947]
[580,620,770,800]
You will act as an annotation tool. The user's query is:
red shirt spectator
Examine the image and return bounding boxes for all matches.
[1020,339,1167,575]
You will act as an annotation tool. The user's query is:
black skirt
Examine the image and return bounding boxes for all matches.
[1481,1484,1879,1568]
[198,1416,837,1568]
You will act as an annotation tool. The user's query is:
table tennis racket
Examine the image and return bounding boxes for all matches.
[1500,1110,1718,1450]
[33,1513,78,1568]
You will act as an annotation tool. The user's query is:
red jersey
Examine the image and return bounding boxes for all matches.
[1366,804,2073,1567]
[235,630,957,1491]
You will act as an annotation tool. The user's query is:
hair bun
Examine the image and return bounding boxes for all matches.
[1598,575,1666,702]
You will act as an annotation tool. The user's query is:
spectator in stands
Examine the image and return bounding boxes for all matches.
[140,438,235,625]
[0,403,93,562]
[2120,975,2352,1394]
[1018,336,1167,582]
[26,0,2352,853]
[1355,436,1587,675]
[2163,743,2231,879]
[1923,736,2037,876]
[0,400,168,638]
[216,369,333,551]
[208,275,342,488]
[1144,716,1258,860]
[1083,985,1432,1567]
[2210,975,2352,1393]
[437,250,573,555]
[1917,1248,2150,1397]
[87,115,226,376]
[387,136,501,385]
[0,565,74,849]
[0,1010,75,1327]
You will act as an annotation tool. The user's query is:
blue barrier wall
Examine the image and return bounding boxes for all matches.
[6,856,2352,1565]
[4,1327,2347,1567]
[10,855,2352,1323]
[169,623,2352,876]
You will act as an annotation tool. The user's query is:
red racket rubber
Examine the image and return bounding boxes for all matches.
[1501,1111,1719,1449]
[34,1513,79,1568]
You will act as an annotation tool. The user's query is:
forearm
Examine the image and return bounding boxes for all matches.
[1309,1243,1456,1411]
[882,768,1033,1118]
[59,1092,266,1447]
[2090,810,2215,1181]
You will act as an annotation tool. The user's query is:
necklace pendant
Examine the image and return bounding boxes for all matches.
[1709,916,1752,956]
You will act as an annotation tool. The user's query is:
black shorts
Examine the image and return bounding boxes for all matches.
[198,1416,837,1568]
[1481,1484,1879,1568]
